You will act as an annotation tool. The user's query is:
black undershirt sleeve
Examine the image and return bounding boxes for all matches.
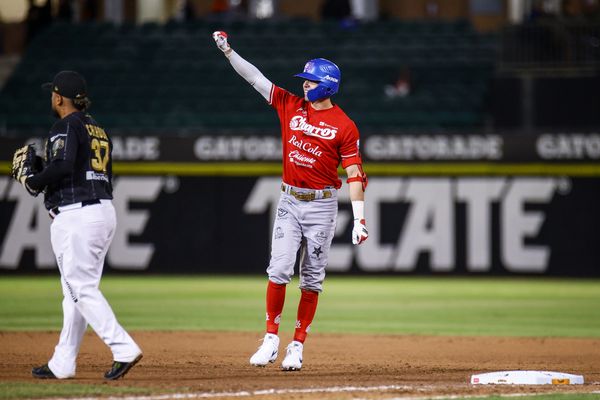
[26,159,73,191]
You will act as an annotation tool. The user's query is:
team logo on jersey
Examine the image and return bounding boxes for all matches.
[289,116,337,140]
[52,138,64,158]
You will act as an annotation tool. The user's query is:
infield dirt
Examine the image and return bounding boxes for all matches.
[1,331,599,399]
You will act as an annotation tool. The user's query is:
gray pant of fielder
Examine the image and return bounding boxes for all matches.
[267,188,337,292]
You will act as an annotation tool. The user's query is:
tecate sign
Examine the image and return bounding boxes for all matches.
[245,177,568,273]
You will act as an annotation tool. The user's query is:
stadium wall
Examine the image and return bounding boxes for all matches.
[1,132,599,276]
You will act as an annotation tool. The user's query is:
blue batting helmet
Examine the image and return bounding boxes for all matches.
[294,58,341,102]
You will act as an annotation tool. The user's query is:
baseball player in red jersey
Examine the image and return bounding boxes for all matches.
[213,31,368,371]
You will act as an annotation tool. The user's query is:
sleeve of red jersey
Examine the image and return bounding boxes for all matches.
[340,122,362,168]
[269,85,293,111]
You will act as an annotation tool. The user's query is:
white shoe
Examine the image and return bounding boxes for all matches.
[249,333,279,367]
[281,341,303,371]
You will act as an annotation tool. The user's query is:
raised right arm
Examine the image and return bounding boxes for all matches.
[212,31,273,102]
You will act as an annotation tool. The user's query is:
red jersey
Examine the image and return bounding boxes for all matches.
[269,85,362,190]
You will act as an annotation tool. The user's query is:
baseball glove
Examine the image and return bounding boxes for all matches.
[11,144,42,196]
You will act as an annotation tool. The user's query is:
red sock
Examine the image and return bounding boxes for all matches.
[293,289,319,343]
[266,280,286,334]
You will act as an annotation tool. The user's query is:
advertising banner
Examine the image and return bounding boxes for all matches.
[1,132,600,164]
[1,133,599,275]
[1,175,598,275]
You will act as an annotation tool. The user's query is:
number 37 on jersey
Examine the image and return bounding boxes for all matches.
[85,124,110,173]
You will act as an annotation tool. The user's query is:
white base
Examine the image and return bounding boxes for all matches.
[471,371,584,385]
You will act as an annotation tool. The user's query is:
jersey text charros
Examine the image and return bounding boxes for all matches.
[269,86,361,189]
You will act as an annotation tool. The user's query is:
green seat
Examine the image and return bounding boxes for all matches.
[0,19,496,135]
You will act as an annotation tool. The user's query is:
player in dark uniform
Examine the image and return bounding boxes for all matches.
[21,71,142,380]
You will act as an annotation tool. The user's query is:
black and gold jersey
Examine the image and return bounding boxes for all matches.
[43,111,113,209]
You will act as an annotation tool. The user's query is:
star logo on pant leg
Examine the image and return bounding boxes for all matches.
[312,246,323,258]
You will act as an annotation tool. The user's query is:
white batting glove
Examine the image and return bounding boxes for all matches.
[212,31,231,53]
[352,219,368,245]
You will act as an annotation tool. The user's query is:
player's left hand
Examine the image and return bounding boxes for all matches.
[212,31,231,53]
[11,144,40,196]
[352,219,368,245]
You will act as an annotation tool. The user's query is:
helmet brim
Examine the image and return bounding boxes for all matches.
[294,72,322,82]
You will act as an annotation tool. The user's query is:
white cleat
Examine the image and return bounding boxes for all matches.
[281,341,303,371]
[250,333,279,367]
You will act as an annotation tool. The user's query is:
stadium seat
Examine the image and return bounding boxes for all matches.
[0,19,496,134]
